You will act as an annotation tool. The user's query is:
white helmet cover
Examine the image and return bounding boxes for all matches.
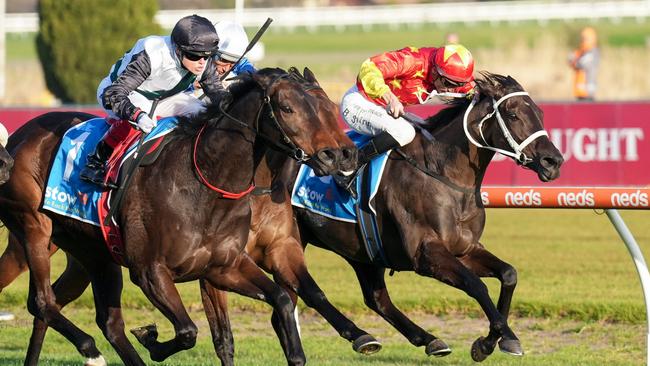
[214,21,249,62]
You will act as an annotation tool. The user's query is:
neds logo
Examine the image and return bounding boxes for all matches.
[505,190,541,206]
[557,190,595,207]
[611,190,649,207]
[481,191,489,205]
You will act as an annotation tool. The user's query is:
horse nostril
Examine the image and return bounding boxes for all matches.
[316,149,337,164]
[541,156,562,169]
[341,147,357,161]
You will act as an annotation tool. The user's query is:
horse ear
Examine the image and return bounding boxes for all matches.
[303,67,320,86]
[251,68,281,90]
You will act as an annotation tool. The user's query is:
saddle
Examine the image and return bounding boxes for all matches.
[98,119,179,265]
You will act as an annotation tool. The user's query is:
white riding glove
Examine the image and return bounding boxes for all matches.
[136,113,156,134]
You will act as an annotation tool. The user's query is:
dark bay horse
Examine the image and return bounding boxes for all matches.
[0,67,356,366]
[207,72,564,362]
[0,68,378,366]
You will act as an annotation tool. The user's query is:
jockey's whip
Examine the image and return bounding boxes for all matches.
[199,18,273,101]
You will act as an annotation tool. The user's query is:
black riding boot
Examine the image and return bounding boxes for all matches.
[79,140,116,189]
[333,131,401,198]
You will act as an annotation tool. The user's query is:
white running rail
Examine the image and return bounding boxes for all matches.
[5,1,650,33]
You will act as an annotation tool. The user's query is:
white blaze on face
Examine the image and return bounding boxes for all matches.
[0,123,8,147]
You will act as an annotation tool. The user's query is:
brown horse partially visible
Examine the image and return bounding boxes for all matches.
[0,67,356,366]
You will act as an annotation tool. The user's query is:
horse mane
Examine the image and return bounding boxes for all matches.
[416,72,526,173]
[423,71,524,133]
[176,67,319,138]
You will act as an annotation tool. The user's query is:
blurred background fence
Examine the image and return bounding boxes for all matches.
[4,1,650,32]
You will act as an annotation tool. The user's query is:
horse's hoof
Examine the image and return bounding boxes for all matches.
[425,338,452,357]
[352,334,382,355]
[498,338,524,356]
[84,355,107,366]
[130,324,158,346]
[471,337,494,362]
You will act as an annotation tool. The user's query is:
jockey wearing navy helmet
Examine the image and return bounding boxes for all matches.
[80,14,229,189]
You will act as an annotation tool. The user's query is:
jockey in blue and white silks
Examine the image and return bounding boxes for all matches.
[214,20,257,86]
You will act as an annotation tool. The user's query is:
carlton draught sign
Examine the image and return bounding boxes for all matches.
[409,102,650,187]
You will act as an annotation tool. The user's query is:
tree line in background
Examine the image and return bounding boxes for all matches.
[37,0,161,103]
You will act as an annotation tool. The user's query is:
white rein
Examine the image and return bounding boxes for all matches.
[462,91,548,165]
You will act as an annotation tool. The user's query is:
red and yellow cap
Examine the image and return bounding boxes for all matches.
[434,44,474,82]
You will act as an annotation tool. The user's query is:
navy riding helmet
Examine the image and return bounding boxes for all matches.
[171,14,220,58]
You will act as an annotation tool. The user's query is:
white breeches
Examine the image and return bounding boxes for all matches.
[339,85,416,146]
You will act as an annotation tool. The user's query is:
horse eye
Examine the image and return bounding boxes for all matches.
[279,105,293,113]
[507,112,517,119]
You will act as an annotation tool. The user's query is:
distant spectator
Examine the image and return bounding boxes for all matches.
[568,27,600,101]
[445,32,460,45]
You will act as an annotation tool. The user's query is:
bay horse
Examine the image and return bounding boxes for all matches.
[207,72,564,362]
[0,68,379,366]
[0,67,357,366]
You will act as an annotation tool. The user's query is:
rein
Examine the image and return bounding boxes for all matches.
[192,73,313,198]
[394,148,476,194]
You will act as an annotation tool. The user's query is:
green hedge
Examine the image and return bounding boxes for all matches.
[37,0,161,103]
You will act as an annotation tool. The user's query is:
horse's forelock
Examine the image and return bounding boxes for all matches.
[475,72,524,100]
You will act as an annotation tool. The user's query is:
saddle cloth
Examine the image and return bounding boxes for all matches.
[43,117,179,264]
[290,131,390,223]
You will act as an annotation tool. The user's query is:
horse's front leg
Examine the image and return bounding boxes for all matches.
[205,253,306,366]
[347,259,451,357]
[413,240,522,362]
[267,237,381,354]
[458,243,519,358]
[200,279,235,366]
[129,264,199,362]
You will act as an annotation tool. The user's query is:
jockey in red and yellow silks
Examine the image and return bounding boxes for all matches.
[356,46,474,107]
[335,44,476,197]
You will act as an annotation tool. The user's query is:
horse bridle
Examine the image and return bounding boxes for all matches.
[219,73,312,163]
[463,91,549,165]
[193,73,319,199]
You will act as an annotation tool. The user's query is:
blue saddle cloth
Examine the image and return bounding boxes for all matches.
[290,131,390,223]
[42,117,179,225]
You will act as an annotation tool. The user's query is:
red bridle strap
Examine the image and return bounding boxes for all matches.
[193,123,255,199]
